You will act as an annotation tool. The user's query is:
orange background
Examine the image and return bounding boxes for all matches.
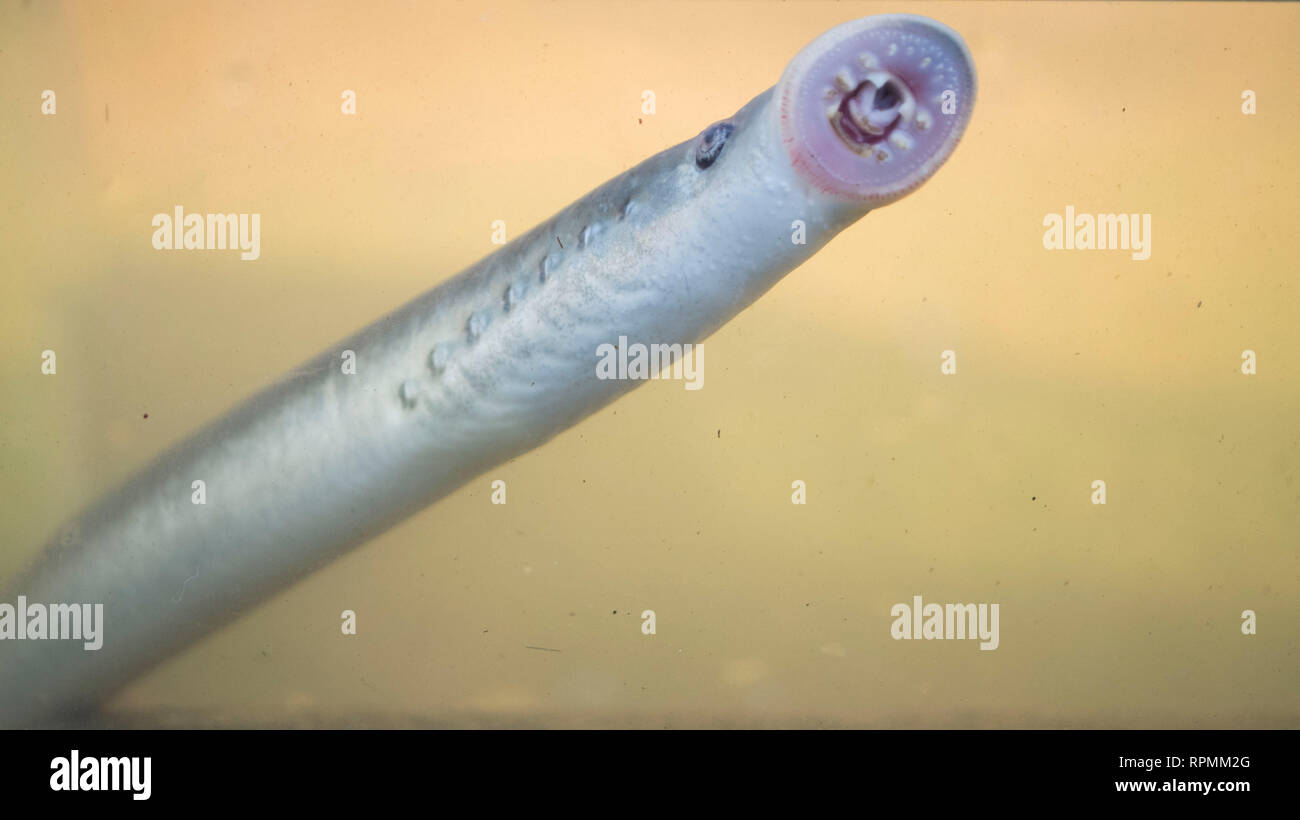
[0,0,1296,726]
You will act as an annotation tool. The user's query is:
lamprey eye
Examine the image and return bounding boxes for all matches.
[695,121,734,169]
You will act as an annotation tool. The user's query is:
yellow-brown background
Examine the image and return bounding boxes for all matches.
[1,0,1296,726]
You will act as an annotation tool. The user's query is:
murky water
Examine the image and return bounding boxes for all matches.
[1,1,1296,727]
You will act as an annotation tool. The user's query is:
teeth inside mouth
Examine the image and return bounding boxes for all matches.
[827,69,915,155]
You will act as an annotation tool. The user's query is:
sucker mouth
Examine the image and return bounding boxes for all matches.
[827,69,917,157]
[776,14,976,203]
